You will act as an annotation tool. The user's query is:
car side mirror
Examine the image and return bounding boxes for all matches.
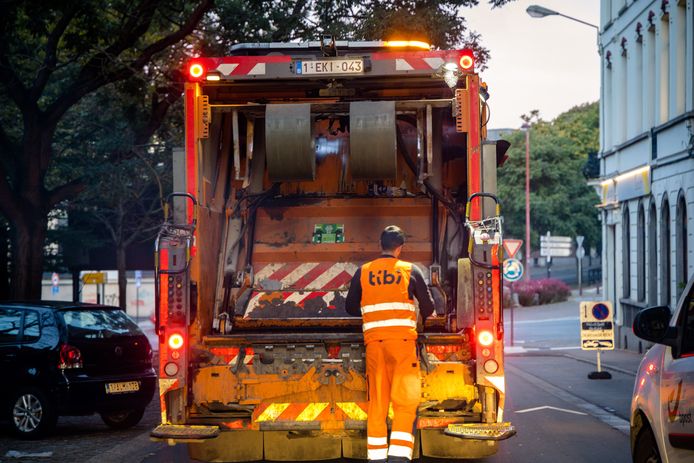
[633,306,677,346]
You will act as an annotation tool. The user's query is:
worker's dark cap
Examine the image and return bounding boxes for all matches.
[380,225,405,250]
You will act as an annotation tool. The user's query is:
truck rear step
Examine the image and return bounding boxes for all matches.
[444,422,516,441]
[151,424,219,441]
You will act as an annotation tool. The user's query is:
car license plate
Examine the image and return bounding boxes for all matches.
[105,381,140,394]
[295,59,364,75]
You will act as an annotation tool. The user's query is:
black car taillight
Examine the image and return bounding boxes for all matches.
[58,344,83,369]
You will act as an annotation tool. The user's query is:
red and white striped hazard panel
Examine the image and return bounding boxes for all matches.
[245,262,358,318]
[192,50,467,79]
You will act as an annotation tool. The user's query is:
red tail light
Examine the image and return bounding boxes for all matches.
[459,52,474,70]
[58,344,83,369]
[478,330,494,347]
[189,63,204,79]
[168,333,184,350]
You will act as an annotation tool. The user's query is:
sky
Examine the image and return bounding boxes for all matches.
[463,0,600,129]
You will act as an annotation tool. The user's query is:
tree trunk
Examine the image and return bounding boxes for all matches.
[0,221,9,300]
[10,218,48,299]
[116,244,127,311]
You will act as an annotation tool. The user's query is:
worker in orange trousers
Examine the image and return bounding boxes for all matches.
[346,225,436,462]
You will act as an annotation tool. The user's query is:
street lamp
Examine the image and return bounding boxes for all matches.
[521,123,531,281]
[526,4,599,31]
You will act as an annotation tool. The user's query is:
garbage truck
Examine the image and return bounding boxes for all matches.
[151,38,514,461]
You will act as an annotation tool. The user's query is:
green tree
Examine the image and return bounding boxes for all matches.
[497,102,601,253]
[0,0,212,298]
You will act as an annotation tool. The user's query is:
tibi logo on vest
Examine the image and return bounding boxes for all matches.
[368,269,402,286]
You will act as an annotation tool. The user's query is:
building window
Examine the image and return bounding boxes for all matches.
[630,31,643,137]
[616,51,628,143]
[643,16,656,131]
[676,191,688,299]
[602,0,613,28]
[657,8,670,123]
[660,195,671,305]
[623,204,631,299]
[648,199,658,305]
[671,0,686,116]
[604,53,613,149]
[637,203,646,301]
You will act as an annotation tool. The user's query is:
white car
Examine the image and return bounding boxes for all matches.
[631,276,694,463]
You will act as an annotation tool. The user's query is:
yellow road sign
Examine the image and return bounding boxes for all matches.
[82,272,106,284]
[580,301,615,351]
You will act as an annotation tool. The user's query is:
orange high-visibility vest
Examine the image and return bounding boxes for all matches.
[359,258,417,344]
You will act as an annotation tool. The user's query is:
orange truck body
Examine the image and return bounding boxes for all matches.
[152,41,513,461]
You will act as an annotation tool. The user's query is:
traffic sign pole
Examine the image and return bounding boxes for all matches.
[510,305,514,347]
[503,258,524,347]
[576,236,585,296]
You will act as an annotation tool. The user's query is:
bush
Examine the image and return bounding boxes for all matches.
[511,278,570,306]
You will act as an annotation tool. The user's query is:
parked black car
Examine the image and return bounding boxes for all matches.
[0,302,156,438]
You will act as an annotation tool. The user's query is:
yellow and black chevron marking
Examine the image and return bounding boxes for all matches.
[252,402,370,422]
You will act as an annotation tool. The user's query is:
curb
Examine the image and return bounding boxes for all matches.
[562,353,637,377]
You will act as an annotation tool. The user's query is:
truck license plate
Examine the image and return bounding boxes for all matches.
[295,59,364,75]
[105,381,140,394]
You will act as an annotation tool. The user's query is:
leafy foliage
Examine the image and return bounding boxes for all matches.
[497,102,601,252]
[0,0,212,298]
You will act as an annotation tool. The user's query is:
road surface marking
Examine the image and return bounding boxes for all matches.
[507,363,630,435]
[504,316,578,325]
[516,405,587,416]
[505,346,581,353]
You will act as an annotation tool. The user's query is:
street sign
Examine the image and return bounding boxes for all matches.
[51,272,60,295]
[576,235,585,247]
[576,247,586,259]
[82,272,106,284]
[580,301,615,350]
[540,232,573,257]
[135,270,142,288]
[503,258,524,282]
[503,239,523,259]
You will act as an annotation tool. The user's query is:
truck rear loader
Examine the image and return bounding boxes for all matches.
[151,39,514,461]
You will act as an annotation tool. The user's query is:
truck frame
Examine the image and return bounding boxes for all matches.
[151,39,514,461]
